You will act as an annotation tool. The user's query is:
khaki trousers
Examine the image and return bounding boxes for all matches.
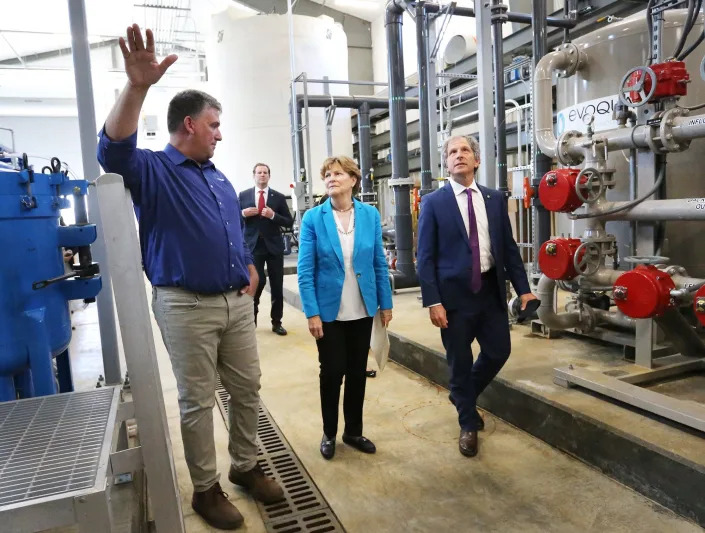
[152,286,261,492]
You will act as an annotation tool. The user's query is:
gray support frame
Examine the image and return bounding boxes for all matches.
[94,174,185,533]
[67,0,122,385]
[473,0,496,188]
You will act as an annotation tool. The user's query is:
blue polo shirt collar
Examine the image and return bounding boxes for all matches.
[164,143,215,169]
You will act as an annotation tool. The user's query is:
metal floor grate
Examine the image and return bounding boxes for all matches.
[0,388,115,507]
[215,376,344,532]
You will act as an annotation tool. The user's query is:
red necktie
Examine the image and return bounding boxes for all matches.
[258,190,265,213]
[466,188,482,293]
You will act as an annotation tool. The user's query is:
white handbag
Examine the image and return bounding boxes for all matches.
[369,311,390,371]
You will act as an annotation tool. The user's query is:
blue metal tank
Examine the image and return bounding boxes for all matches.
[0,156,101,400]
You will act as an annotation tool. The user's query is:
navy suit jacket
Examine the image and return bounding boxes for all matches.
[239,187,294,255]
[416,181,530,312]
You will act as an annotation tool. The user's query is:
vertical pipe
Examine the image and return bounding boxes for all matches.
[531,0,552,274]
[302,72,314,202]
[385,2,415,279]
[474,0,496,188]
[68,0,121,385]
[296,109,306,182]
[491,0,508,194]
[323,75,333,157]
[416,3,433,197]
[357,102,374,202]
[287,1,300,183]
[629,148,638,256]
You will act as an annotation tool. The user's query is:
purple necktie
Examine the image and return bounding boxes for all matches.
[466,188,482,293]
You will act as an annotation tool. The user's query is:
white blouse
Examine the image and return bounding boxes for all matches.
[333,209,368,321]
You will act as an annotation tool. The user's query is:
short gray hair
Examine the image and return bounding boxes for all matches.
[442,135,481,168]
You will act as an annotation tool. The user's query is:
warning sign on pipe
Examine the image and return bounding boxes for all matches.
[556,94,620,135]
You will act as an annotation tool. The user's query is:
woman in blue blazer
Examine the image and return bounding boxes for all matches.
[298,156,393,460]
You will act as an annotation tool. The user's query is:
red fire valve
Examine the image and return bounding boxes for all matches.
[693,285,705,327]
[612,265,675,319]
[538,168,584,213]
[538,238,585,280]
[628,61,689,103]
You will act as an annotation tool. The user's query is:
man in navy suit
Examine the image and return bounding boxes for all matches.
[417,135,537,457]
[240,163,294,335]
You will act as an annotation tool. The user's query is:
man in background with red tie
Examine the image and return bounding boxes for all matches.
[240,163,294,335]
[416,135,537,458]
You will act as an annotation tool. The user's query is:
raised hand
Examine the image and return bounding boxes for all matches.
[119,24,177,89]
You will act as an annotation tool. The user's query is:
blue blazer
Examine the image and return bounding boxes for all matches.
[416,181,530,312]
[298,199,393,322]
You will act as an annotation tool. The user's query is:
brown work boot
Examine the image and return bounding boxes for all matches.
[229,463,285,504]
[191,482,244,530]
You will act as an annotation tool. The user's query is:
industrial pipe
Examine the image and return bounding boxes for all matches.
[357,102,374,202]
[295,94,420,111]
[532,0,554,274]
[397,1,577,28]
[538,275,637,332]
[593,309,636,331]
[415,2,434,197]
[533,47,585,158]
[385,1,417,283]
[492,0,509,194]
[536,275,583,329]
[587,198,705,221]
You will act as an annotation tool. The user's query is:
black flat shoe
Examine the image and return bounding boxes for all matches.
[320,435,335,460]
[272,324,287,336]
[365,369,377,378]
[342,434,376,454]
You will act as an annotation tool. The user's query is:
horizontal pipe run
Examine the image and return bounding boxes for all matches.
[296,94,420,111]
[588,199,705,221]
[584,270,705,292]
[410,2,576,28]
[593,309,636,331]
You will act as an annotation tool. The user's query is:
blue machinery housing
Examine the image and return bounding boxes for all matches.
[0,156,101,401]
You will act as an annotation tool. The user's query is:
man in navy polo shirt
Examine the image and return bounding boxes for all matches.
[97,24,282,530]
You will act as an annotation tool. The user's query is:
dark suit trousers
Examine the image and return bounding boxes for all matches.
[440,274,511,431]
[253,239,284,326]
[315,317,373,438]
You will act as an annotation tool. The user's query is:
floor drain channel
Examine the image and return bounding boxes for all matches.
[215,376,345,532]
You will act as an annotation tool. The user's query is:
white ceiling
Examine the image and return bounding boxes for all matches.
[0,0,256,63]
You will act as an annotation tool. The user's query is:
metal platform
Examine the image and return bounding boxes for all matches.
[554,355,705,434]
[0,387,120,532]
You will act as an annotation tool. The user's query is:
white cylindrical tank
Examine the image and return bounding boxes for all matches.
[555,9,705,276]
[207,12,351,195]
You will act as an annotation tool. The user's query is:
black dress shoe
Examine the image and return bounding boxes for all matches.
[366,369,377,378]
[320,435,335,460]
[272,324,287,336]
[448,394,484,431]
[342,434,376,454]
[459,430,478,457]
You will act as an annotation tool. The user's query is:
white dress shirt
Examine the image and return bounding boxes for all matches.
[243,186,274,219]
[449,178,494,272]
[332,210,368,321]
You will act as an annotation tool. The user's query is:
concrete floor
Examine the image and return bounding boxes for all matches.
[282,275,705,470]
[48,280,704,532]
